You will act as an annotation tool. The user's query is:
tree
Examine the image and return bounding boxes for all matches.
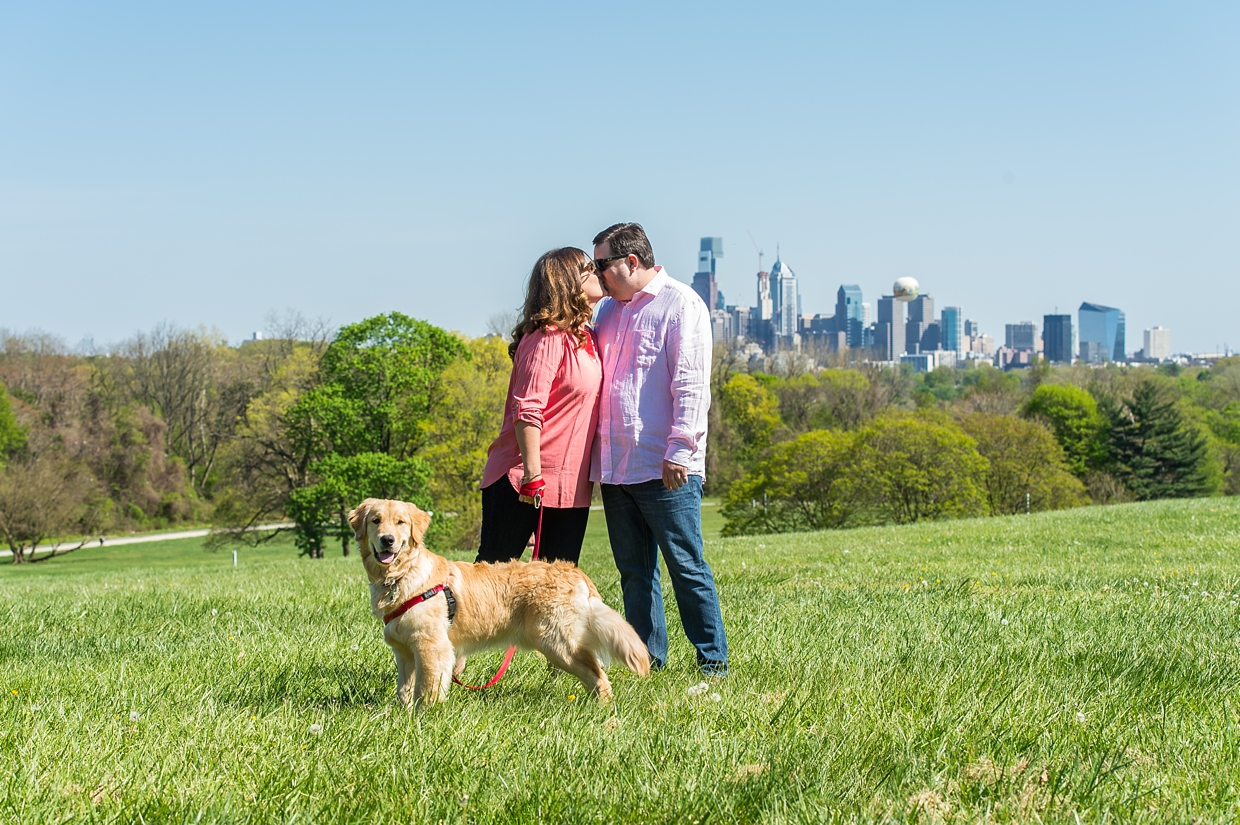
[718,373,780,465]
[958,413,1086,515]
[721,429,858,535]
[1022,384,1107,476]
[0,382,25,463]
[280,314,468,556]
[419,335,511,550]
[1107,379,1211,500]
[956,367,1022,415]
[0,455,99,563]
[853,414,989,524]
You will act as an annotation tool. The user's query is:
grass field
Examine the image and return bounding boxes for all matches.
[3,498,1240,823]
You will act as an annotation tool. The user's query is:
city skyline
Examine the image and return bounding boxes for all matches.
[690,234,1207,365]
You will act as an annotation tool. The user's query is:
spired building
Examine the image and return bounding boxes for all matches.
[1078,302,1125,363]
[769,253,799,345]
[1043,314,1074,364]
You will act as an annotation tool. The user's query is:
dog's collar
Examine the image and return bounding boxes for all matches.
[382,584,456,625]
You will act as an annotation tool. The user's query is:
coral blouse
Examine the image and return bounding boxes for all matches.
[481,326,602,509]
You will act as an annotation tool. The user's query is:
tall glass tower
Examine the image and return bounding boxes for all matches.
[940,307,962,354]
[1078,303,1125,363]
[769,255,798,338]
[1043,314,1073,363]
[692,237,722,311]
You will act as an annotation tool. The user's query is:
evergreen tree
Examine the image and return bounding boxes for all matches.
[1108,379,1210,499]
[0,382,26,464]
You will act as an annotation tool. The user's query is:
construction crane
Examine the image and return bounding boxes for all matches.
[747,230,764,272]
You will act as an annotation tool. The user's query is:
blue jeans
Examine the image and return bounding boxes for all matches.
[600,477,728,672]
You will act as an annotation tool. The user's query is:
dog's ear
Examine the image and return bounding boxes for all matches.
[405,502,432,546]
[347,500,374,542]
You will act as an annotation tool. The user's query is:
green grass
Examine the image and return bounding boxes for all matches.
[2,498,1240,823]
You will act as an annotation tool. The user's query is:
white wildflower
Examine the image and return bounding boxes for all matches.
[211,609,218,616]
[1075,711,1086,724]
[1000,618,1009,625]
[687,682,709,697]
[709,692,722,702]
[129,711,140,722]
[351,644,359,651]
[308,723,322,735]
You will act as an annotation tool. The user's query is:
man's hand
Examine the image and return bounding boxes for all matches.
[662,460,689,491]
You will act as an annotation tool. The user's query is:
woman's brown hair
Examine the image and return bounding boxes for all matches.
[509,247,595,359]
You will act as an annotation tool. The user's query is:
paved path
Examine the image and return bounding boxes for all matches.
[3,502,720,559]
[0,522,292,559]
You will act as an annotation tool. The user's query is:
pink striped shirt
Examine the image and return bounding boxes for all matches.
[481,326,602,509]
[590,268,713,485]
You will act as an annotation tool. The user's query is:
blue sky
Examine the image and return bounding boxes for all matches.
[2,1,1237,353]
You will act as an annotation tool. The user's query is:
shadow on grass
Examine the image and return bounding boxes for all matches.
[217,658,394,710]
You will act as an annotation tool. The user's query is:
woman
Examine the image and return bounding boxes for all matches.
[477,247,605,565]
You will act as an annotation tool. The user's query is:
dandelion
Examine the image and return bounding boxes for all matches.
[687,682,709,697]
[129,711,140,722]
[1075,711,1086,724]
[10,690,16,696]
[31,704,41,712]
[351,644,359,651]
[709,692,722,702]
[211,609,218,615]
[1000,618,1009,626]
[567,695,577,702]
[308,723,322,735]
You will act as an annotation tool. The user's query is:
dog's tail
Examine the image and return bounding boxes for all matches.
[589,600,651,676]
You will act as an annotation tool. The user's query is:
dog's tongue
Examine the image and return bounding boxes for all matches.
[376,549,396,564]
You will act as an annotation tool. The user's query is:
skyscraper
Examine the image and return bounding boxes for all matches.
[905,294,935,354]
[1144,326,1171,361]
[769,255,798,339]
[1005,321,1037,351]
[835,285,864,348]
[1078,302,1125,363]
[753,269,773,349]
[940,307,962,354]
[1043,314,1073,363]
[875,296,905,361]
[692,237,722,312]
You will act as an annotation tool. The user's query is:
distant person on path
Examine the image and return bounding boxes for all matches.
[477,247,605,565]
[590,222,728,675]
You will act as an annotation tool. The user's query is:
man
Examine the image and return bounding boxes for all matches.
[590,222,728,676]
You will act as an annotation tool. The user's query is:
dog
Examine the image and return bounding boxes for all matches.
[348,498,650,707]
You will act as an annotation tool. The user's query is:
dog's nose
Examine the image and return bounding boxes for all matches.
[379,534,396,548]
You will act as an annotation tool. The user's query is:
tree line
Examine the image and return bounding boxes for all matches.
[2,314,1237,560]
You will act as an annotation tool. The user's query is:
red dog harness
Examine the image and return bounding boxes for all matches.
[382,584,458,626]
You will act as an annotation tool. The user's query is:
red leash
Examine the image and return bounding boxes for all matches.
[451,483,544,690]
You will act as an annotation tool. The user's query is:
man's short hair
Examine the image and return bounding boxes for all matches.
[593,223,656,269]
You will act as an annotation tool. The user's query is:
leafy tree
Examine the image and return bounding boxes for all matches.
[1107,379,1211,500]
[853,414,989,524]
[956,367,1022,414]
[958,413,1086,515]
[1022,384,1107,476]
[311,313,469,458]
[281,314,468,556]
[419,335,511,550]
[721,429,858,535]
[0,382,26,463]
[718,374,780,465]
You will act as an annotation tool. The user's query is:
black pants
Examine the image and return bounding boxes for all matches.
[476,479,590,565]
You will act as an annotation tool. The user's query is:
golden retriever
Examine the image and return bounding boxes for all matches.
[349,498,650,707]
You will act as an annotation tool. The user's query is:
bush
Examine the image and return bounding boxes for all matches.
[852,414,989,524]
[721,430,857,535]
[958,413,1086,514]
